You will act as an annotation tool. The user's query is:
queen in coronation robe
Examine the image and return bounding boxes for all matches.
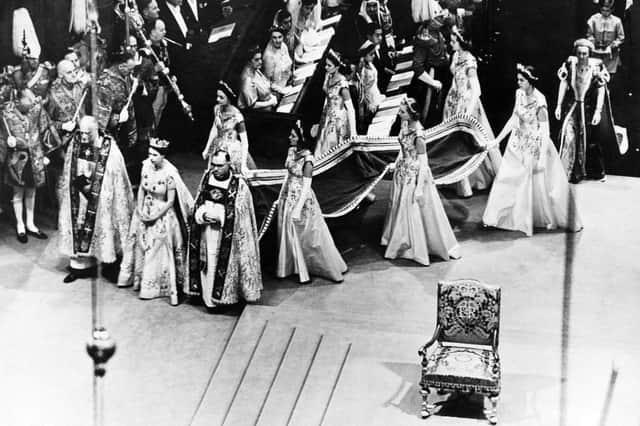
[58,116,134,283]
[187,150,262,308]
[118,138,194,305]
[555,38,617,183]
[277,124,347,283]
[483,65,583,237]
[442,27,501,197]
[381,97,460,266]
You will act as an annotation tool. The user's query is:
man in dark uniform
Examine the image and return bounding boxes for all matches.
[410,13,450,125]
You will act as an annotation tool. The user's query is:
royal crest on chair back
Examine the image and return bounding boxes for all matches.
[419,279,501,424]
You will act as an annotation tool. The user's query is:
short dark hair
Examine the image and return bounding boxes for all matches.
[137,0,154,10]
[145,18,163,35]
[451,27,472,52]
[275,8,292,24]
[365,22,382,37]
[516,64,539,85]
[212,149,231,162]
[403,97,420,121]
[149,145,169,156]
[110,48,137,64]
[247,45,262,63]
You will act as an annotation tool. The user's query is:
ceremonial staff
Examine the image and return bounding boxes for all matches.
[114,0,194,120]
[77,2,116,425]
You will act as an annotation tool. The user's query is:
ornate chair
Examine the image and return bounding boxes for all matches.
[418,279,501,424]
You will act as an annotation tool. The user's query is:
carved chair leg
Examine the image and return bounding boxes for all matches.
[419,387,435,418]
[484,394,499,425]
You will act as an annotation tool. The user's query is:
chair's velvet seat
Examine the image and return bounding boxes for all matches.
[423,345,500,393]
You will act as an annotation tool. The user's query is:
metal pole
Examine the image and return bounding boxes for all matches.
[124,0,131,48]
[84,4,116,426]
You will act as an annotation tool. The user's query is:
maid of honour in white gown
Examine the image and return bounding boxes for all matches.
[381,97,460,265]
[483,64,583,236]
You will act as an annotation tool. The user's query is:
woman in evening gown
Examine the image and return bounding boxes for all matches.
[238,46,279,111]
[313,49,357,158]
[482,64,583,236]
[202,81,256,174]
[381,97,460,265]
[118,138,194,305]
[356,40,385,133]
[442,27,501,197]
[277,122,347,283]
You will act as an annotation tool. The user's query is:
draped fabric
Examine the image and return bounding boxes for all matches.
[276,149,347,282]
[249,115,493,240]
[58,134,135,263]
[557,58,618,182]
[187,172,262,306]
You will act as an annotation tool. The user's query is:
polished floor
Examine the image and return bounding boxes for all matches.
[0,168,639,426]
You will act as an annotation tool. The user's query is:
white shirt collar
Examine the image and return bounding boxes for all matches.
[166,1,188,36]
[186,0,199,21]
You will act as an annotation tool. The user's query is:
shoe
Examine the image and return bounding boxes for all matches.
[16,231,27,244]
[63,272,79,283]
[599,176,607,183]
[26,229,48,240]
[63,267,97,283]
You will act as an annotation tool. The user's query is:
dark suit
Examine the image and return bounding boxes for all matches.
[158,0,193,77]
[177,0,227,40]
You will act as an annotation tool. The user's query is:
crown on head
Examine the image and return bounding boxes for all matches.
[149,137,170,150]
[327,49,346,69]
[516,63,539,81]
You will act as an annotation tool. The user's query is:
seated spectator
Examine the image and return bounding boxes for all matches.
[238,46,278,111]
[262,26,293,98]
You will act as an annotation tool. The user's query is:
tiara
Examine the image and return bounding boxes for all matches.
[327,49,346,68]
[401,95,419,115]
[516,63,538,81]
[451,26,467,45]
[149,137,170,149]
[218,80,236,99]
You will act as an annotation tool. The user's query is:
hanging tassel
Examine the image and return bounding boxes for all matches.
[69,0,88,34]
[12,8,41,58]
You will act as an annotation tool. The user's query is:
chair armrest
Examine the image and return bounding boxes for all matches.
[418,324,441,357]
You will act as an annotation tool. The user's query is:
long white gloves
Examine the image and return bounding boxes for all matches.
[239,130,250,175]
[292,176,311,220]
[414,152,432,206]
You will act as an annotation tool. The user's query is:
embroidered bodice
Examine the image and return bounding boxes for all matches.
[283,148,314,217]
[323,72,348,101]
[286,148,313,178]
[213,105,243,143]
[451,51,477,94]
[512,89,546,159]
[140,160,175,217]
[395,123,423,183]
